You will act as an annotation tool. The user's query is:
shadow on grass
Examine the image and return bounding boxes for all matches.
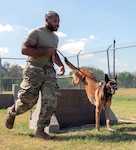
[52,131,136,142]
[15,122,136,142]
[117,124,136,132]
[52,123,136,142]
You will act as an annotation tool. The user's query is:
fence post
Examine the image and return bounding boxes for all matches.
[12,84,20,101]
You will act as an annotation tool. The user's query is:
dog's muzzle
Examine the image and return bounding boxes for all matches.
[109,83,118,94]
[72,80,76,86]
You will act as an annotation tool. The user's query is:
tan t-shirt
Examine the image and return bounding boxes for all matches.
[25,26,59,66]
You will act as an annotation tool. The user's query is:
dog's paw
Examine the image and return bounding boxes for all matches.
[108,128,116,132]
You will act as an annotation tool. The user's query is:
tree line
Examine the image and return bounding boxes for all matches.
[1,62,136,91]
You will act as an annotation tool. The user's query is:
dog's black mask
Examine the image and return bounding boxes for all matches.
[105,74,118,94]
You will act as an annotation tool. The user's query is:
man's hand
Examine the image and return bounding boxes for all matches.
[57,66,65,75]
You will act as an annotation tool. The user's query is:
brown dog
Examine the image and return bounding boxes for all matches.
[71,67,117,131]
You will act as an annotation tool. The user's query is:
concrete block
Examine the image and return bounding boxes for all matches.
[44,113,60,133]
[12,84,20,101]
[110,109,118,124]
[29,92,60,133]
[100,109,118,125]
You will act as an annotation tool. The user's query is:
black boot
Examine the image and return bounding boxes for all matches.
[5,106,16,129]
[35,127,51,140]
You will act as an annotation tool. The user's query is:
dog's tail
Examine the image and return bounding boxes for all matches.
[64,56,98,81]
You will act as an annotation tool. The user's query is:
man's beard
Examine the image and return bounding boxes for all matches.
[47,23,58,32]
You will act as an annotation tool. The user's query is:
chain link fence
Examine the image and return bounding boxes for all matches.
[0,43,136,93]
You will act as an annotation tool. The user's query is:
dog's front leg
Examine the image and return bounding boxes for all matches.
[105,102,114,132]
[105,107,111,130]
[95,105,102,132]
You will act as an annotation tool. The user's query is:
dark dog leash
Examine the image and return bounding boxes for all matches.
[57,50,97,81]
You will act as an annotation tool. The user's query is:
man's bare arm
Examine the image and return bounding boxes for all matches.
[21,39,56,57]
[54,53,65,75]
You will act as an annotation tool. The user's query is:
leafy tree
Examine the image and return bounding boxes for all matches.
[2,62,23,91]
[69,66,105,81]
[85,66,105,81]
[1,61,136,91]
[10,64,23,78]
[117,71,135,88]
[57,77,74,89]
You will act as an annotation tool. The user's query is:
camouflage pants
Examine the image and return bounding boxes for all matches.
[12,62,61,128]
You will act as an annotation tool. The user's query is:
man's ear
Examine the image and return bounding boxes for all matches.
[105,74,110,83]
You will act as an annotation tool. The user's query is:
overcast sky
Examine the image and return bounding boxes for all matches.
[0,0,136,74]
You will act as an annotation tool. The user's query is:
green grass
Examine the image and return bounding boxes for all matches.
[1,91,12,94]
[0,88,136,150]
[111,88,136,121]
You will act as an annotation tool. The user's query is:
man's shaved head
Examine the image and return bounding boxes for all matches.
[45,11,59,19]
[45,11,60,32]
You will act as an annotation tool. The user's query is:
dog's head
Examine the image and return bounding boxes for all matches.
[104,74,118,94]
[72,70,84,85]
[72,68,96,85]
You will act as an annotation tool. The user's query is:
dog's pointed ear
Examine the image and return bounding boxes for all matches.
[105,74,110,83]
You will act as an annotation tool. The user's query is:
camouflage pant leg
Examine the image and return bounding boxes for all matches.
[37,67,61,128]
[13,63,45,115]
